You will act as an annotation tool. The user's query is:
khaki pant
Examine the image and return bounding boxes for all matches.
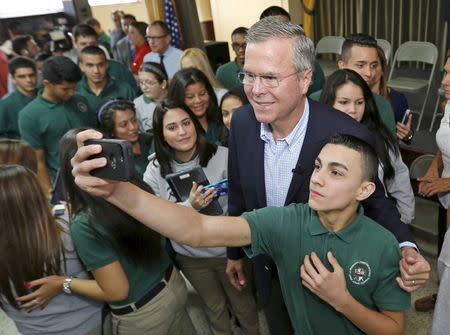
[177,254,258,335]
[111,267,196,335]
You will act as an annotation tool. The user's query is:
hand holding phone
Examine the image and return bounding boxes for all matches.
[84,139,135,181]
[401,109,411,125]
[201,178,228,199]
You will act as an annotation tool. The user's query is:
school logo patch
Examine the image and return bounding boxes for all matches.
[349,261,371,285]
[77,102,88,113]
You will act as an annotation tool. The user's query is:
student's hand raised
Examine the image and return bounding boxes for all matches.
[300,251,351,311]
[71,129,120,198]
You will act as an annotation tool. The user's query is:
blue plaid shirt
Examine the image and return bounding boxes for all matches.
[261,100,310,207]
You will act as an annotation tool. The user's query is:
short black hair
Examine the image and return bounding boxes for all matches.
[72,23,97,41]
[121,14,136,21]
[8,56,36,76]
[326,133,378,182]
[80,45,106,61]
[150,20,170,36]
[42,56,82,84]
[11,35,33,55]
[84,17,100,27]
[231,27,248,38]
[341,33,377,63]
[260,6,291,20]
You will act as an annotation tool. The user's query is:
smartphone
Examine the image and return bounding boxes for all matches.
[201,178,228,198]
[401,109,411,124]
[84,139,135,181]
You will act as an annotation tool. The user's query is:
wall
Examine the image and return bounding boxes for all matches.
[209,0,301,56]
[90,0,162,34]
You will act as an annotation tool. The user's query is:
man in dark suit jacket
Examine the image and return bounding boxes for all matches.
[226,17,431,334]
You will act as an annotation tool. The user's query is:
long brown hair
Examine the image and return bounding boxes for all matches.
[0,139,38,173]
[0,165,63,308]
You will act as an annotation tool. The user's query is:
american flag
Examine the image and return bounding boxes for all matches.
[164,0,183,48]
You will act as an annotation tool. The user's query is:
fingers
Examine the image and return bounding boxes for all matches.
[75,129,103,148]
[303,254,321,283]
[225,260,246,291]
[396,277,421,293]
[326,251,341,271]
[310,252,328,273]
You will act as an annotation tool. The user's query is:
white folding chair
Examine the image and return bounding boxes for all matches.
[409,154,436,180]
[387,41,438,131]
[376,38,392,64]
[315,36,345,77]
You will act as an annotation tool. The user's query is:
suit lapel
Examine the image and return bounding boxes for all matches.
[285,100,326,205]
[253,123,267,208]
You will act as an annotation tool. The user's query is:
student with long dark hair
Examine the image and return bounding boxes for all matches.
[169,67,225,145]
[143,99,258,335]
[97,98,153,178]
[17,128,195,335]
[320,69,415,224]
[0,165,103,335]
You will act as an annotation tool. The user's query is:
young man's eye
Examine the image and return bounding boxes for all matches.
[331,170,342,176]
[313,163,320,170]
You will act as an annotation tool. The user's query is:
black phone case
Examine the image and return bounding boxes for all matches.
[85,139,135,182]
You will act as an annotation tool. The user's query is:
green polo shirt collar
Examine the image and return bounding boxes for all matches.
[79,75,117,97]
[37,90,62,109]
[309,206,365,244]
[143,95,155,104]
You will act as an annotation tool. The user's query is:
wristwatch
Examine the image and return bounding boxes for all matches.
[63,276,74,294]
[403,130,414,143]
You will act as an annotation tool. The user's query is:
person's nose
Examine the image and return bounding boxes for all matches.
[251,76,267,96]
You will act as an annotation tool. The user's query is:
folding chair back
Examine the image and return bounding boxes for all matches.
[376,38,392,63]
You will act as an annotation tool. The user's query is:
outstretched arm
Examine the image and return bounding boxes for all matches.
[71,129,251,248]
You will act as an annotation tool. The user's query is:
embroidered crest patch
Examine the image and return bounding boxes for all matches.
[349,261,371,285]
[77,102,88,113]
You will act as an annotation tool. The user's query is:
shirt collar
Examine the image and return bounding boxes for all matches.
[308,206,365,244]
[259,98,310,149]
[37,90,61,109]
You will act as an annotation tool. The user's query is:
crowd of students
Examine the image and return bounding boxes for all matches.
[0,5,449,335]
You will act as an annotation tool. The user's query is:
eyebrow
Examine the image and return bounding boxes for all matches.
[316,157,348,171]
[165,117,191,126]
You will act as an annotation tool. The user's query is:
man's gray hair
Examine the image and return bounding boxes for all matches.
[246,17,315,74]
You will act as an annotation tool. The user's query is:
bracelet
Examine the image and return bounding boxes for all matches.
[403,130,414,142]
[62,276,73,295]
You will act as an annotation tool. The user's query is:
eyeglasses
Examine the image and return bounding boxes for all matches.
[145,34,168,41]
[232,42,246,50]
[237,70,300,88]
[138,80,159,87]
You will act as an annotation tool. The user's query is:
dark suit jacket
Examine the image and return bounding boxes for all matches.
[227,99,415,301]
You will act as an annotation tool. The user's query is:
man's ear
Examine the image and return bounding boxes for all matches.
[42,79,52,89]
[356,181,376,201]
[300,68,313,95]
[337,60,346,69]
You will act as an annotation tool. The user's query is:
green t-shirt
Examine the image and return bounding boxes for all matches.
[309,89,396,135]
[242,204,410,335]
[107,59,140,96]
[18,93,95,179]
[70,212,172,306]
[0,89,34,139]
[216,60,243,90]
[76,75,137,113]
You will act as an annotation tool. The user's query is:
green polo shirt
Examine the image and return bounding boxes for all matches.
[242,204,410,334]
[18,93,95,179]
[0,89,35,139]
[107,59,140,95]
[307,61,326,95]
[309,89,396,135]
[98,32,112,56]
[76,75,137,113]
[70,212,172,306]
[134,132,154,178]
[216,60,242,90]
